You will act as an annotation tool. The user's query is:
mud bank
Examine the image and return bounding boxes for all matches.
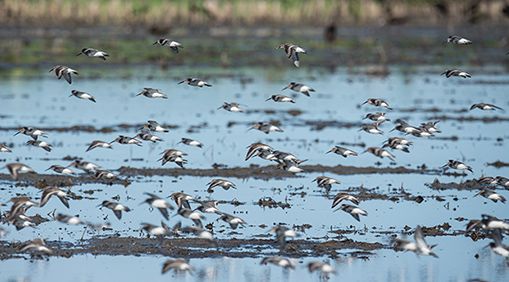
[0,164,460,187]
[0,237,384,260]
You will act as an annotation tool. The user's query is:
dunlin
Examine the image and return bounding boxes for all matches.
[49,65,78,84]
[278,43,306,67]
[77,48,109,60]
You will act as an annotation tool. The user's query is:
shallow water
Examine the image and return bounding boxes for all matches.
[1,66,509,281]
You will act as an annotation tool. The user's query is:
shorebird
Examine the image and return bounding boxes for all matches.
[336,204,367,222]
[162,259,192,274]
[282,82,315,96]
[70,90,96,102]
[14,127,47,140]
[95,169,117,180]
[195,200,220,214]
[158,149,187,168]
[40,186,70,208]
[178,138,203,148]
[360,123,384,134]
[313,176,340,192]
[364,147,396,161]
[391,120,420,134]
[136,88,167,99]
[331,193,360,208]
[46,165,76,175]
[111,135,142,146]
[218,212,246,229]
[100,200,131,220]
[326,146,358,158]
[180,226,214,240]
[476,176,498,186]
[273,151,306,165]
[382,137,411,153]
[142,193,174,220]
[361,98,392,110]
[56,213,82,225]
[245,142,274,161]
[497,176,509,188]
[77,48,109,60]
[142,120,170,133]
[441,69,471,78]
[6,197,38,219]
[86,140,113,152]
[170,192,193,209]
[26,140,52,152]
[249,122,283,134]
[260,256,295,269]
[364,112,390,122]
[269,225,297,247]
[178,78,211,87]
[49,65,78,84]
[12,214,37,231]
[141,222,170,237]
[207,179,236,193]
[474,189,506,203]
[466,214,509,233]
[276,160,304,173]
[178,208,205,228]
[489,231,509,264]
[0,143,12,153]
[135,132,163,143]
[5,163,35,180]
[266,94,295,103]
[442,160,473,173]
[20,239,53,255]
[307,261,336,276]
[420,121,441,134]
[470,103,504,111]
[447,35,472,45]
[153,38,183,53]
[393,226,438,257]
[218,102,244,112]
[68,159,101,173]
[278,43,306,67]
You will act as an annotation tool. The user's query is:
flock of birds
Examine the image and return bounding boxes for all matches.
[0,33,508,278]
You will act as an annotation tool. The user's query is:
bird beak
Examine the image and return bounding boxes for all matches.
[281,86,289,90]
[13,131,20,136]
[265,97,272,101]
[76,52,82,56]
[45,167,51,171]
[177,80,185,84]
[152,41,158,45]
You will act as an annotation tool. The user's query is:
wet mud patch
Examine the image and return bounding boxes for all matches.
[426,178,483,191]
[118,164,445,180]
[487,161,509,168]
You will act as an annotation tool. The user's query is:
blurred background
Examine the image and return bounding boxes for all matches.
[1,0,509,72]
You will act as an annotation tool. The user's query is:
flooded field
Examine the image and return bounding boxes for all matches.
[1,34,509,281]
